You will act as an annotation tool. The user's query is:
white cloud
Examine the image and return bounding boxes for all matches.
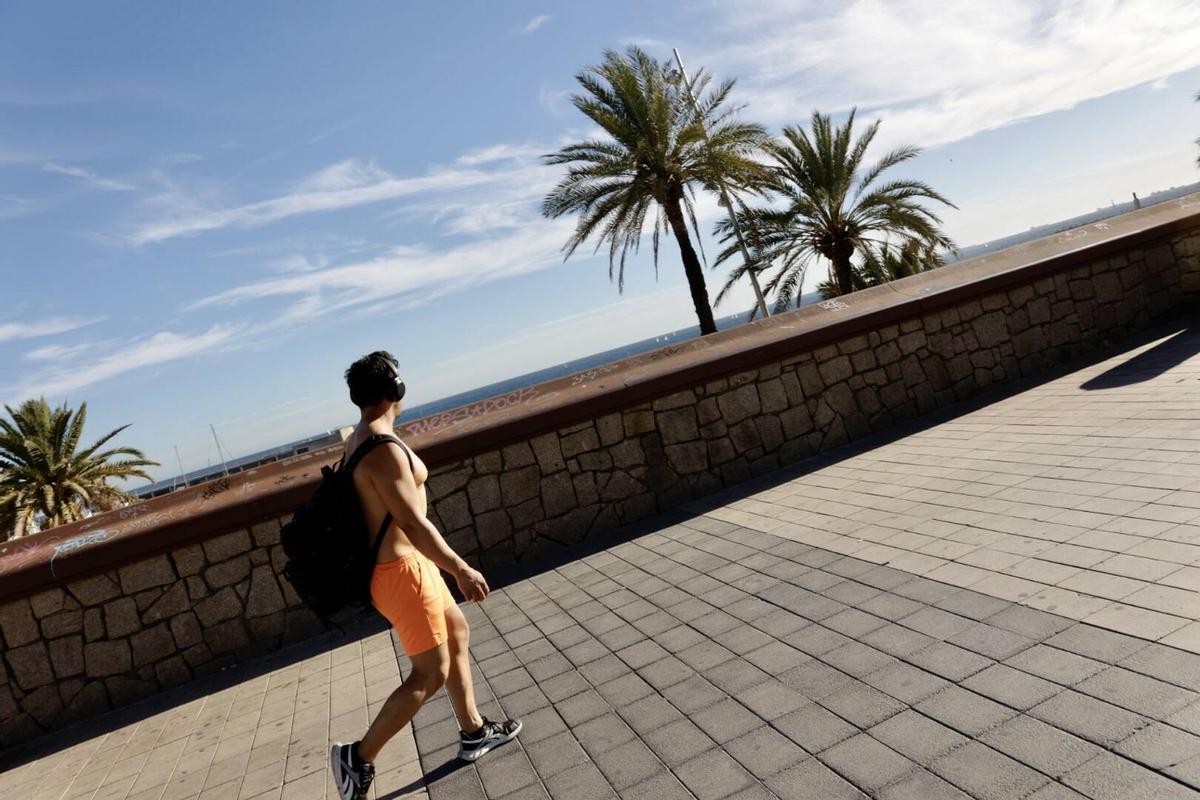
[9,323,244,401]
[523,14,551,33]
[43,161,136,191]
[129,160,530,246]
[456,143,546,167]
[698,0,1200,151]
[188,219,574,317]
[0,317,102,343]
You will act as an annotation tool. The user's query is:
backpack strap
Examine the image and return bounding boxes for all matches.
[341,433,417,558]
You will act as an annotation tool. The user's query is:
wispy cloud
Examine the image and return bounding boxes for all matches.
[523,14,551,34]
[43,161,136,191]
[129,158,528,246]
[699,0,1200,151]
[0,317,102,343]
[8,323,244,401]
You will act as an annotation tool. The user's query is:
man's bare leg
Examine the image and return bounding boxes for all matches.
[358,643,449,763]
[443,604,484,733]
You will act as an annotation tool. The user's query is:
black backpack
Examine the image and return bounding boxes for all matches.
[280,433,411,622]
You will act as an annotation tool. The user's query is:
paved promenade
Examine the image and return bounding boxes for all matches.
[3,325,1200,799]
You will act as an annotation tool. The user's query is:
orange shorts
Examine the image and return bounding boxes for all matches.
[370,553,457,656]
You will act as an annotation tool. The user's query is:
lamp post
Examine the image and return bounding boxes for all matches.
[672,47,770,321]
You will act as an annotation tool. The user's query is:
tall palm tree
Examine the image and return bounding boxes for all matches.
[715,109,955,305]
[542,46,769,334]
[0,398,158,539]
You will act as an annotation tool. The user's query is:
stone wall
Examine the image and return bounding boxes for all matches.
[420,227,1197,573]
[0,517,317,744]
[1,202,1198,747]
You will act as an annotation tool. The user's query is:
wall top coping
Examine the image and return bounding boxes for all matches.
[1,194,1198,602]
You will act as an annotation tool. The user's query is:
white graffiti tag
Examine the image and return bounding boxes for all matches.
[50,529,116,576]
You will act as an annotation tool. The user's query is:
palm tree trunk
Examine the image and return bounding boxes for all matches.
[833,247,855,296]
[663,194,718,335]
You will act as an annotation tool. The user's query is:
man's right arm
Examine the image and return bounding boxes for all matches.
[365,443,489,601]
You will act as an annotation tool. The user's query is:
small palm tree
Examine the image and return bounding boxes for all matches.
[816,239,946,299]
[716,109,955,305]
[542,46,769,334]
[0,398,158,539]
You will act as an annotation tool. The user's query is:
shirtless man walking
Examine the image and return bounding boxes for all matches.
[330,351,521,800]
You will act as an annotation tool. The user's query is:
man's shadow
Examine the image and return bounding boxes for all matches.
[377,758,467,798]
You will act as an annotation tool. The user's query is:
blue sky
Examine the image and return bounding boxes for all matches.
[2,1,1199,482]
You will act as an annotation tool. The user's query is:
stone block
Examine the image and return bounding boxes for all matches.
[247,613,285,647]
[758,379,788,414]
[601,472,643,502]
[426,465,473,496]
[103,597,140,639]
[142,582,189,624]
[653,389,697,411]
[573,473,600,507]
[130,625,175,668]
[246,566,286,618]
[467,474,501,514]
[755,416,785,453]
[84,640,131,678]
[251,519,281,547]
[48,635,84,678]
[610,439,644,469]
[898,331,926,355]
[541,472,577,517]
[498,465,541,507]
[818,356,853,385]
[476,510,513,549]
[578,450,613,471]
[780,407,814,439]
[195,586,242,627]
[29,589,65,619]
[657,407,699,444]
[20,685,63,728]
[41,609,82,639]
[473,451,502,475]
[186,575,209,602]
[729,419,763,454]
[665,442,708,474]
[155,656,191,688]
[437,491,472,531]
[0,599,39,648]
[205,554,251,589]
[205,619,250,655]
[6,642,53,690]
[561,427,601,458]
[509,498,545,529]
[502,441,536,469]
[532,433,566,473]
[68,574,121,607]
[623,410,656,437]
[202,530,252,564]
[171,544,206,576]
[118,555,175,594]
[83,608,104,643]
[596,413,624,446]
[717,385,761,425]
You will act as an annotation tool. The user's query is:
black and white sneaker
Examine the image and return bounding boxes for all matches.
[457,717,522,762]
[330,741,374,800]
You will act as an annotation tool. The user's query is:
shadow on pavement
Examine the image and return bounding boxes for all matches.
[1081,324,1199,389]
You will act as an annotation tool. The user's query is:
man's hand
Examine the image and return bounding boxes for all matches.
[454,563,490,602]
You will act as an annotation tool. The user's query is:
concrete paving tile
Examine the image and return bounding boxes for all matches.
[616,772,693,800]
[878,770,971,800]
[915,686,1018,736]
[978,714,1103,778]
[962,664,1063,710]
[1114,722,1200,770]
[1062,751,1200,800]
[1076,666,1199,719]
[820,734,918,794]
[1029,690,1151,746]
[765,757,868,800]
[869,709,968,766]
[930,741,1049,800]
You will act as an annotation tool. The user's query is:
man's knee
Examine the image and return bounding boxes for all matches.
[409,665,447,696]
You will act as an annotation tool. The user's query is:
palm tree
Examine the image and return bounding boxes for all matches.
[542,46,769,334]
[0,398,158,539]
[715,109,955,305]
[816,239,946,299]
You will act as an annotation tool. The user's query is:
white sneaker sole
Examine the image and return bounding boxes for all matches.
[329,743,354,800]
[457,719,523,762]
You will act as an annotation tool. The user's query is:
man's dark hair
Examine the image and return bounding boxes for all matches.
[345,351,401,408]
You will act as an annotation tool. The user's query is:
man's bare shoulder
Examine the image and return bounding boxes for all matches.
[357,434,411,477]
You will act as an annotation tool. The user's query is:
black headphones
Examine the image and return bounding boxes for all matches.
[383,368,406,403]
